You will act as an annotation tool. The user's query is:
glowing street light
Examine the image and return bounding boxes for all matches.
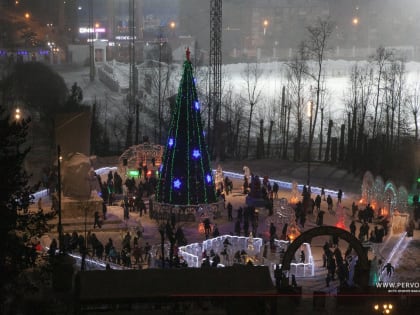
[263,19,269,35]
[24,12,30,19]
[169,21,176,30]
[15,108,21,121]
[352,17,359,26]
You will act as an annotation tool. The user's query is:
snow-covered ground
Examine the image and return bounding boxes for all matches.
[58,59,420,140]
[55,60,420,149]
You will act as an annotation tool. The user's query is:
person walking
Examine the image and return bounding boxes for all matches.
[350,220,356,236]
[227,202,233,221]
[383,263,395,278]
[316,210,325,226]
[327,195,333,214]
[337,189,343,204]
[300,250,305,263]
[93,211,102,229]
[315,194,322,213]
[272,182,279,199]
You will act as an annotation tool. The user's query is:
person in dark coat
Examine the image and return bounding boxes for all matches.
[349,220,356,236]
[315,194,322,213]
[93,211,102,229]
[316,210,325,226]
[227,202,233,221]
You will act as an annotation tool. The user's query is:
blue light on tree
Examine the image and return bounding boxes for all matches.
[173,179,182,189]
[168,138,174,147]
[192,149,201,159]
[194,101,200,110]
[206,174,212,184]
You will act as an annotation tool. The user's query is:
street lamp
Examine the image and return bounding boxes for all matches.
[307,101,313,187]
[263,19,269,36]
[169,21,176,31]
[352,17,359,26]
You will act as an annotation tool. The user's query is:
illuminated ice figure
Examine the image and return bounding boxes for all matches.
[361,171,374,204]
[373,176,385,208]
[397,186,408,213]
[243,166,251,182]
[290,180,299,203]
[347,254,358,286]
[384,180,397,217]
[335,202,346,229]
[247,232,254,251]
[215,165,223,187]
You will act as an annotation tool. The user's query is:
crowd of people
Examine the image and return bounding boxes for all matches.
[31,161,413,290]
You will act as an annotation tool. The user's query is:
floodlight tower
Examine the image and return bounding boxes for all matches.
[209,0,222,157]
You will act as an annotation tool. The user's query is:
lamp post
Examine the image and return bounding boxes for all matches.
[307,101,313,187]
[57,145,63,253]
[263,19,269,36]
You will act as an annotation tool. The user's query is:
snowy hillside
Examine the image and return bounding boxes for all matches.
[58,59,420,143]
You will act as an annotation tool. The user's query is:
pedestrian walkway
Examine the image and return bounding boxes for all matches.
[31,168,414,293]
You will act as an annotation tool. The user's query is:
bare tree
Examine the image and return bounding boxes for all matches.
[393,58,406,150]
[286,42,309,161]
[242,62,263,158]
[305,18,334,164]
[265,98,279,158]
[370,46,393,139]
[144,61,175,144]
[344,63,374,169]
[408,85,420,141]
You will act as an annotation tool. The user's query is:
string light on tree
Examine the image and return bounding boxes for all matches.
[156,48,216,205]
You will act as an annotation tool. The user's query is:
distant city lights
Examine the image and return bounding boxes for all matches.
[79,27,106,34]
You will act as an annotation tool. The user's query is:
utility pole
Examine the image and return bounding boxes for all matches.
[57,145,63,253]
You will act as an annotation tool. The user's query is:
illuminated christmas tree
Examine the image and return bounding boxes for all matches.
[156,48,217,205]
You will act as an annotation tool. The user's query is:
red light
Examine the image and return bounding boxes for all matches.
[335,221,346,229]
